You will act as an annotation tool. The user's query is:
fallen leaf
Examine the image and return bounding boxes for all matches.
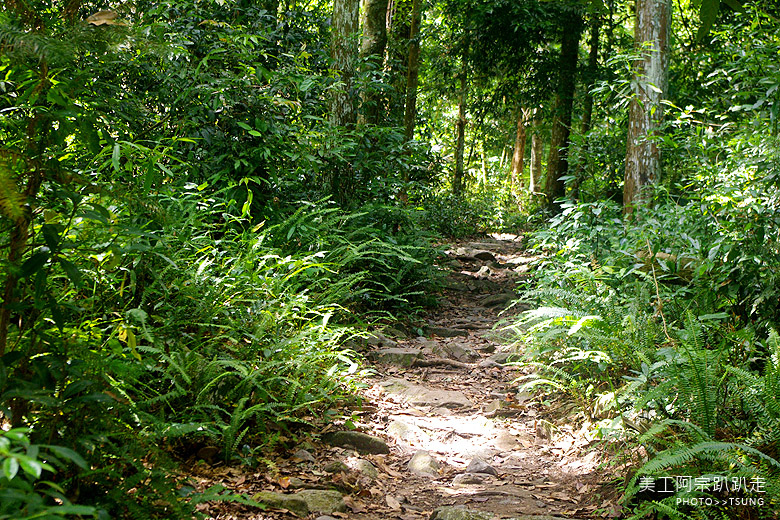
[386,495,402,510]
[343,496,365,513]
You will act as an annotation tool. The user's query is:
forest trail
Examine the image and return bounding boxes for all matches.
[199,235,615,520]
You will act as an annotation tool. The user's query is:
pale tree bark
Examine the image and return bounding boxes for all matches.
[529,111,544,194]
[623,0,671,214]
[403,0,422,140]
[453,53,468,195]
[545,11,583,207]
[510,108,531,194]
[330,0,360,127]
[359,0,389,124]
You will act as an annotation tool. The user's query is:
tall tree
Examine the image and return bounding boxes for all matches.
[386,0,413,122]
[453,50,468,195]
[544,9,583,206]
[572,12,601,200]
[623,0,671,213]
[330,0,360,127]
[359,0,389,124]
[510,107,531,193]
[403,0,422,139]
[529,110,544,194]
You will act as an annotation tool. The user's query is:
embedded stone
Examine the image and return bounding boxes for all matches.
[369,348,422,367]
[292,449,316,463]
[408,450,441,477]
[349,458,378,479]
[427,326,469,338]
[430,506,495,520]
[465,458,498,476]
[367,332,398,348]
[253,491,309,517]
[473,250,497,262]
[323,460,349,473]
[321,431,390,454]
[294,489,346,515]
[452,473,485,486]
[380,378,473,409]
[443,342,479,361]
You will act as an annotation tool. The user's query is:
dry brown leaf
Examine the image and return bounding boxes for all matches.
[278,476,290,489]
[343,495,365,513]
[386,495,402,510]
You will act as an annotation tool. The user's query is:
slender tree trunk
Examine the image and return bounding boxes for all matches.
[359,0,389,124]
[572,15,601,201]
[623,0,671,214]
[386,0,411,123]
[581,16,601,137]
[545,11,583,206]
[453,57,468,195]
[510,108,531,194]
[529,111,544,194]
[330,0,360,128]
[403,0,422,140]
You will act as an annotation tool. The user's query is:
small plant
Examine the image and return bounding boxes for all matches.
[0,428,95,520]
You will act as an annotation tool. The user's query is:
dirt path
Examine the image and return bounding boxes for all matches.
[198,234,615,520]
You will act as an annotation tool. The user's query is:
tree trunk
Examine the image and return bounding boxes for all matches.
[330,0,360,127]
[403,0,422,140]
[572,14,601,201]
[544,11,583,207]
[453,58,467,195]
[623,0,671,214]
[359,0,389,124]
[581,16,601,137]
[386,0,412,123]
[529,111,544,194]
[510,108,531,194]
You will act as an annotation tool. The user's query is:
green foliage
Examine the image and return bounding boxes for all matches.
[0,1,443,517]
[0,429,95,520]
[415,183,530,238]
[508,192,780,518]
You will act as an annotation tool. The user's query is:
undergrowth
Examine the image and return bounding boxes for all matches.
[503,144,780,519]
[0,184,441,518]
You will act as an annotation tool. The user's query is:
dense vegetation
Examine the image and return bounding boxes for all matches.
[1,0,778,519]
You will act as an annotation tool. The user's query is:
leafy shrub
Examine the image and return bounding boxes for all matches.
[0,428,95,520]
[415,186,529,238]
[506,195,780,519]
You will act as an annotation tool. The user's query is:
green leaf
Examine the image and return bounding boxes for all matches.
[43,446,88,469]
[79,119,102,155]
[50,302,65,331]
[20,252,49,278]
[112,143,121,172]
[50,505,97,515]
[3,457,19,480]
[17,456,43,479]
[696,0,720,42]
[41,224,63,251]
[721,0,743,11]
[58,258,83,287]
